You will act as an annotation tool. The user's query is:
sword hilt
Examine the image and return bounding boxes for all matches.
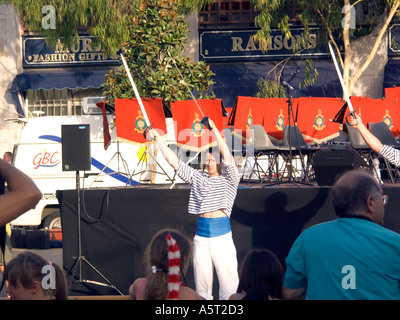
[200,116,211,130]
[346,110,357,126]
[143,124,155,141]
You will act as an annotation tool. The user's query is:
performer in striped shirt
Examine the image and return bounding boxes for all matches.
[148,118,240,300]
[349,113,400,167]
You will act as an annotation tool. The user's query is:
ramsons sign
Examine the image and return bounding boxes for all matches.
[199,27,331,61]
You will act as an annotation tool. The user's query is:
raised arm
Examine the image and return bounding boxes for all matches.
[148,129,179,170]
[208,119,233,164]
[349,113,383,153]
[0,159,42,226]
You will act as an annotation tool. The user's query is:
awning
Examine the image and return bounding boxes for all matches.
[11,67,113,117]
[209,59,343,109]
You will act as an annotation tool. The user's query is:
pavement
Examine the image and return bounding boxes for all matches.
[11,248,63,267]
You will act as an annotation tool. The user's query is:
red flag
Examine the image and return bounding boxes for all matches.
[385,87,400,102]
[171,99,224,151]
[261,97,289,142]
[231,96,274,142]
[296,97,344,144]
[351,96,400,138]
[96,102,112,150]
[115,98,167,145]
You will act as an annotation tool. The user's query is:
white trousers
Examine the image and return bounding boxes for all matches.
[193,232,239,300]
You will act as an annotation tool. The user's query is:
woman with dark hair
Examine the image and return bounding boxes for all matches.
[230,249,284,300]
[148,118,240,300]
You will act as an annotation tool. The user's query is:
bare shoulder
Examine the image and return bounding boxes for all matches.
[229,293,240,300]
[129,277,146,299]
[178,286,205,300]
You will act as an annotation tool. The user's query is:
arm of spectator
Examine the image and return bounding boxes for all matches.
[281,286,307,300]
[0,159,42,226]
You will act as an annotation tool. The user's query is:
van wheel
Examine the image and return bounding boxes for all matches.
[43,211,61,229]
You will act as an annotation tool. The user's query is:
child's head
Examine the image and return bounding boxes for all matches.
[238,248,284,300]
[4,251,68,300]
[143,229,192,300]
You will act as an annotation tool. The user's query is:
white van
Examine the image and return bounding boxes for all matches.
[11,114,178,229]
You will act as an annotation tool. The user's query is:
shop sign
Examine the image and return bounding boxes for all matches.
[23,36,120,67]
[200,27,330,61]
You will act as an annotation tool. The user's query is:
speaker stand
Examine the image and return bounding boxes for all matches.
[89,139,135,188]
[128,144,175,186]
[66,171,123,295]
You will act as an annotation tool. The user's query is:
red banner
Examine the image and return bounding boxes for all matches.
[385,87,400,103]
[170,99,224,151]
[231,96,289,143]
[231,96,267,142]
[115,98,167,145]
[232,96,266,130]
[351,96,400,138]
[262,97,290,142]
[296,97,344,144]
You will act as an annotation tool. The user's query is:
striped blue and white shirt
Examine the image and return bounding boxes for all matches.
[176,159,240,217]
[379,145,400,167]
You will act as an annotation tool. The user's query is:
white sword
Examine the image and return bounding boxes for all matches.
[167,51,212,129]
[120,53,152,128]
[328,43,355,114]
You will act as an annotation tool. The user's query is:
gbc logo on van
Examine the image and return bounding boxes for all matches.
[33,151,60,169]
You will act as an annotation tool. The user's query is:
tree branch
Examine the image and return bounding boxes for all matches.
[316,8,344,69]
[349,1,400,93]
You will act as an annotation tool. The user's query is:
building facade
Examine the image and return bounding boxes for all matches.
[0,1,396,158]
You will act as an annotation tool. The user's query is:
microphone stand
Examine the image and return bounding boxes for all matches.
[279,83,310,186]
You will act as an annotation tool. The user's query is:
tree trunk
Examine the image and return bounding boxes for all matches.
[342,0,351,96]
[348,2,400,95]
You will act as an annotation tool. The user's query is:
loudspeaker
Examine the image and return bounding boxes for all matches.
[62,124,91,171]
[312,150,369,186]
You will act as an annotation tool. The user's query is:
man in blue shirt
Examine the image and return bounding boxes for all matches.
[283,170,400,300]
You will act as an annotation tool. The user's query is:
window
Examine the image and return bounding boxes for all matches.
[199,0,302,27]
[199,0,255,26]
[26,88,103,117]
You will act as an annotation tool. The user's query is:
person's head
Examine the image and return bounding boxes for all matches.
[237,248,284,300]
[3,251,68,300]
[143,229,192,300]
[332,169,386,225]
[3,151,12,164]
[205,147,222,177]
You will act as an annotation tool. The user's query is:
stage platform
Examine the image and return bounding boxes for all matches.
[57,177,400,297]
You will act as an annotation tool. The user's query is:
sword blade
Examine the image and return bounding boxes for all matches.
[120,53,151,126]
[328,43,354,112]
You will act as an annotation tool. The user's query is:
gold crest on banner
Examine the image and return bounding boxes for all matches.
[191,113,204,137]
[134,110,147,133]
[313,109,325,131]
[246,108,253,129]
[276,109,284,131]
[383,109,394,130]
